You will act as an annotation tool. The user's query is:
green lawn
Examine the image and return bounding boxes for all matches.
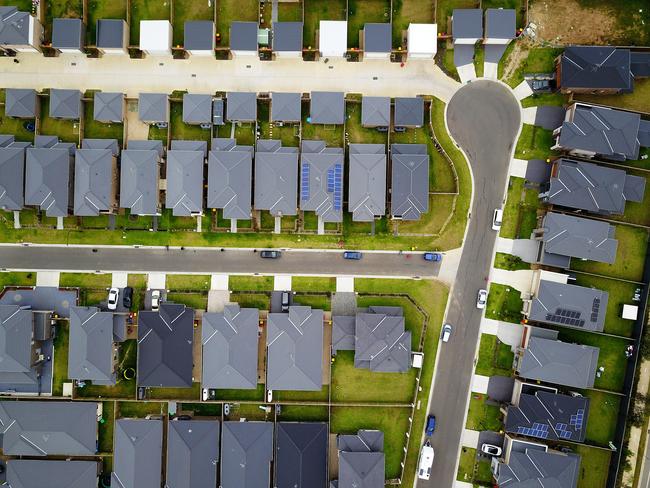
[570,225,648,282]
[173,0,214,46]
[475,334,514,376]
[214,384,265,401]
[76,340,137,399]
[39,97,80,144]
[520,92,568,109]
[474,44,484,78]
[229,293,270,310]
[179,402,221,416]
[357,295,425,346]
[229,275,274,291]
[83,101,124,143]
[500,176,540,239]
[303,0,346,49]
[292,293,330,311]
[391,0,434,47]
[345,101,387,145]
[514,124,555,160]
[60,272,111,288]
[482,0,525,27]
[98,401,115,453]
[347,0,390,49]
[438,46,459,81]
[52,321,70,396]
[118,401,166,418]
[436,0,477,29]
[503,45,563,88]
[486,283,523,324]
[494,252,530,271]
[291,276,336,292]
[0,271,36,287]
[44,0,82,41]
[0,107,35,142]
[166,274,211,291]
[610,170,650,226]
[170,101,212,143]
[0,0,32,11]
[466,394,503,431]
[582,389,621,447]
[575,445,610,488]
[149,382,202,400]
[129,0,171,46]
[258,100,300,147]
[457,447,477,483]
[87,0,127,45]
[302,101,344,147]
[277,404,328,422]
[166,292,207,309]
[216,0,258,46]
[575,77,650,114]
[272,386,328,403]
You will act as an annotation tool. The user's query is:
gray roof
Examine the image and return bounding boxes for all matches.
[119,149,160,215]
[255,144,298,216]
[561,47,632,92]
[127,139,164,157]
[207,148,252,219]
[639,120,650,147]
[390,144,429,220]
[52,18,84,50]
[171,140,208,157]
[221,421,274,488]
[529,279,608,332]
[68,306,115,383]
[276,423,328,488]
[267,306,324,391]
[505,390,589,443]
[271,92,301,122]
[544,158,646,215]
[167,420,220,488]
[300,141,344,222]
[632,51,650,78]
[227,92,257,122]
[138,303,194,387]
[0,400,97,456]
[7,460,98,488]
[497,449,580,488]
[0,305,33,376]
[355,310,411,372]
[348,144,386,221]
[452,9,483,40]
[184,20,214,51]
[202,305,259,389]
[81,138,119,156]
[364,23,391,53]
[230,21,258,51]
[93,92,124,123]
[50,89,81,119]
[112,419,162,488]
[337,430,384,452]
[0,286,76,317]
[5,88,37,118]
[183,93,212,124]
[25,147,71,217]
[74,148,114,216]
[0,146,25,210]
[273,22,302,52]
[138,93,169,123]
[485,8,515,40]
[165,150,204,216]
[517,336,599,388]
[0,7,31,46]
[558,103,641,160]
[332,315,355,354]
[96,19,126,49]
[394,97,424,127]
[361,96,390,127]
[338,452,385,488]
[540,212,618,264]
[310,92,345,124]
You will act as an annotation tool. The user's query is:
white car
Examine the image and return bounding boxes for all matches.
[492,208,503,231]
[267,389,273,402]
[481,443,502,457]
[441,324,453,343]
[107,288,119,310]
[151,290,161,311]
[476,289,488,309]
[417,441,435,480]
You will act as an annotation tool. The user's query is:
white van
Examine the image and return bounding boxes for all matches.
[492,208,503,231]
[418,441,435,480]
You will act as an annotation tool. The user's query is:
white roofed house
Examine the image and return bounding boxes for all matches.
[139,20,172,56]
[319,20,347,58]
[407,23,437,60]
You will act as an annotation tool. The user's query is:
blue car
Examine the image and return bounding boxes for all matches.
[425,415,436,436]
[343,251,363,260]
[423,252,442,262]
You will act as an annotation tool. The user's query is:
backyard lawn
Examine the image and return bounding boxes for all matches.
[486,283,523,324]
[611,170,650,226]
[0,0,32,10]
[500,176,540,239]
[514,124,555,160]
[575,445,610,488]
[466,394,503,431]
[357,294,425,346]
[436,0,477,29]
[0,107,35,142]
[215,121,256,145]
[83,102,124,143]
[214,384,265,401]
[149,383,202,400]
[98,401,115,453]
[392,0,434,47]
[216,0,258,46]
[575,78,650,114]
[277,404,328,422]
[118,400,166,418]
[303,0,346,49]
[272,386,328,403]
[173,0,214,46]
[345,101,387,145]
[129,0,171,45]
[87,0,127,45]
[258,100,300,147]
[493,252,530,271]
[301,102,344,147]
[347,0,390,48]
[169,101,212,143]
[501,44,563,88]
[475,334,515,376]
[582,389,620,447]
[75,340,138,399]
[39,97,80,144]
[44,0,82,41]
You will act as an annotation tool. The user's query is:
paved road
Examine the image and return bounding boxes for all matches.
[420,81,521,488]
[0,246,439,278]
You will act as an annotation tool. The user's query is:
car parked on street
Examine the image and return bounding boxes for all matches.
[122,287,133,309]
[418,441,435,480]
[425,415,436,436]
[441,324,453,343]
[107,288,119,310]
[492,208,503,231]
[260,250,281,259]
[423,252,442,262]
[476,289,488,309]
[343,251,362,260]
[481,444,502,457]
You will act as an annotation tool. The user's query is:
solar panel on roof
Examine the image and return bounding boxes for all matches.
[301,163,310,201]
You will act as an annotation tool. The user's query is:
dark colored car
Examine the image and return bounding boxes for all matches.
[343,251,363,260]
[425,415,436,436]
[122,286,133,308]
[423,252,442,262]
[260,250,281,259]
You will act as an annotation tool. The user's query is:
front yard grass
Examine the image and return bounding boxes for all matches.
[520,92,568,109]
[494,252,530,271]
[303,0,346,49]
[60,272,111,288]
[129,0,171,46]
[87,0,127,45]
[582,389,620,447]
[229,292,270,310]
[611,170,650,226]
[575,445,610,488]
[500,176,540,239]
[502,44,563,89]
[474,44,484,78]
[229,275,274,291]
[173,0,214,46]
[486,283,523,324]
[292,277,336,292]
[0,271,36,287]
[466,393,504,431]
[475,334,514,376]
[166,274,211,291]
[292,293,330,311]
[391,0,434,47]
[166,292,207,310]
[347,0,390,49]
[216,0,258,46]
[514,124,555,160]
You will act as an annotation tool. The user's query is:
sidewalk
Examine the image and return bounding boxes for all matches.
[495,237,538,263]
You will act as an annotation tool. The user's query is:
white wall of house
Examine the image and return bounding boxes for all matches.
[275,50,302,58]
[484,37,511,45]
[231,49,257,57]
[187,48,214,56]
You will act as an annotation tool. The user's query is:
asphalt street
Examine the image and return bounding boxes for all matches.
[0,246,439,279]
[420,80,521,488]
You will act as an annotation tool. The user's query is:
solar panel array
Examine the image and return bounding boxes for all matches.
[301,163,310,201]
[517,422,550,439]
[570,409,585,431]
[545,307,586,328]
[332,163,342,211]
[554,422,574,440]
[591,298,601,323]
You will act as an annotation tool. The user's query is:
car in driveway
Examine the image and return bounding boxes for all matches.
[476,289,488,309]
[260,250,281,259]
[343,251,362,260]
[281,291,290,312]
[425,415,436,436]
[417,441,434,480]
[107,288,119,310]
[151,290,161,311]
[481,443,502,457]
[492,208,503,231]
[441,323,452,343]
[423,252,442,262]
[122,287,133,309]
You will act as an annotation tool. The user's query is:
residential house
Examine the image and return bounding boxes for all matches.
[50,88,82,120]
[6,460,98,488]
[230,21,258,56]
[534,212,618,268]
[552,103,647,161]
[255,140,299,218]
[632,51,650,78]
[207,141,253,224]
[355,307,412,372]
[5,88,37,118]
[184,20,215,56]
[348,144,386,222]
[68,306,123,384]
[171,139,208,157]
[82,138,120,157]
[0,400,97,456]
[267,306,324,391]
[310,91,345,124]
[96,19,128,55]
[0,6,42,53]
[540,158,646,215]
[406,23,437,60]
[361,96,390,128]
[227,92,257,122]
[394,97,424,128]
[221,421,274,488]
[165,149,205,216]
[319,20,347,58]
[51,18,84,54]
[112,419,162,488]
[139,93,169,125]
[275,423,328,488]
[166,420,220,488]
[452,9,483,45]
[0,286,77,318]
[300,140,344,225]
[74,148,118,216]
[271,92,301,122]
[558,46,633,94]
[25,147,73,217]
[183,93,213,125]
[139,20,172,56]
[119,148,161,216]
[273,22,303,58]
[484,8,515,45]
[390,144,429,220]
[0,146,25,211]
[201,304,259,390]
[363,23,391,59]
[94,92,124,123]
[128,139,165,156]
[332,430,385,488]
